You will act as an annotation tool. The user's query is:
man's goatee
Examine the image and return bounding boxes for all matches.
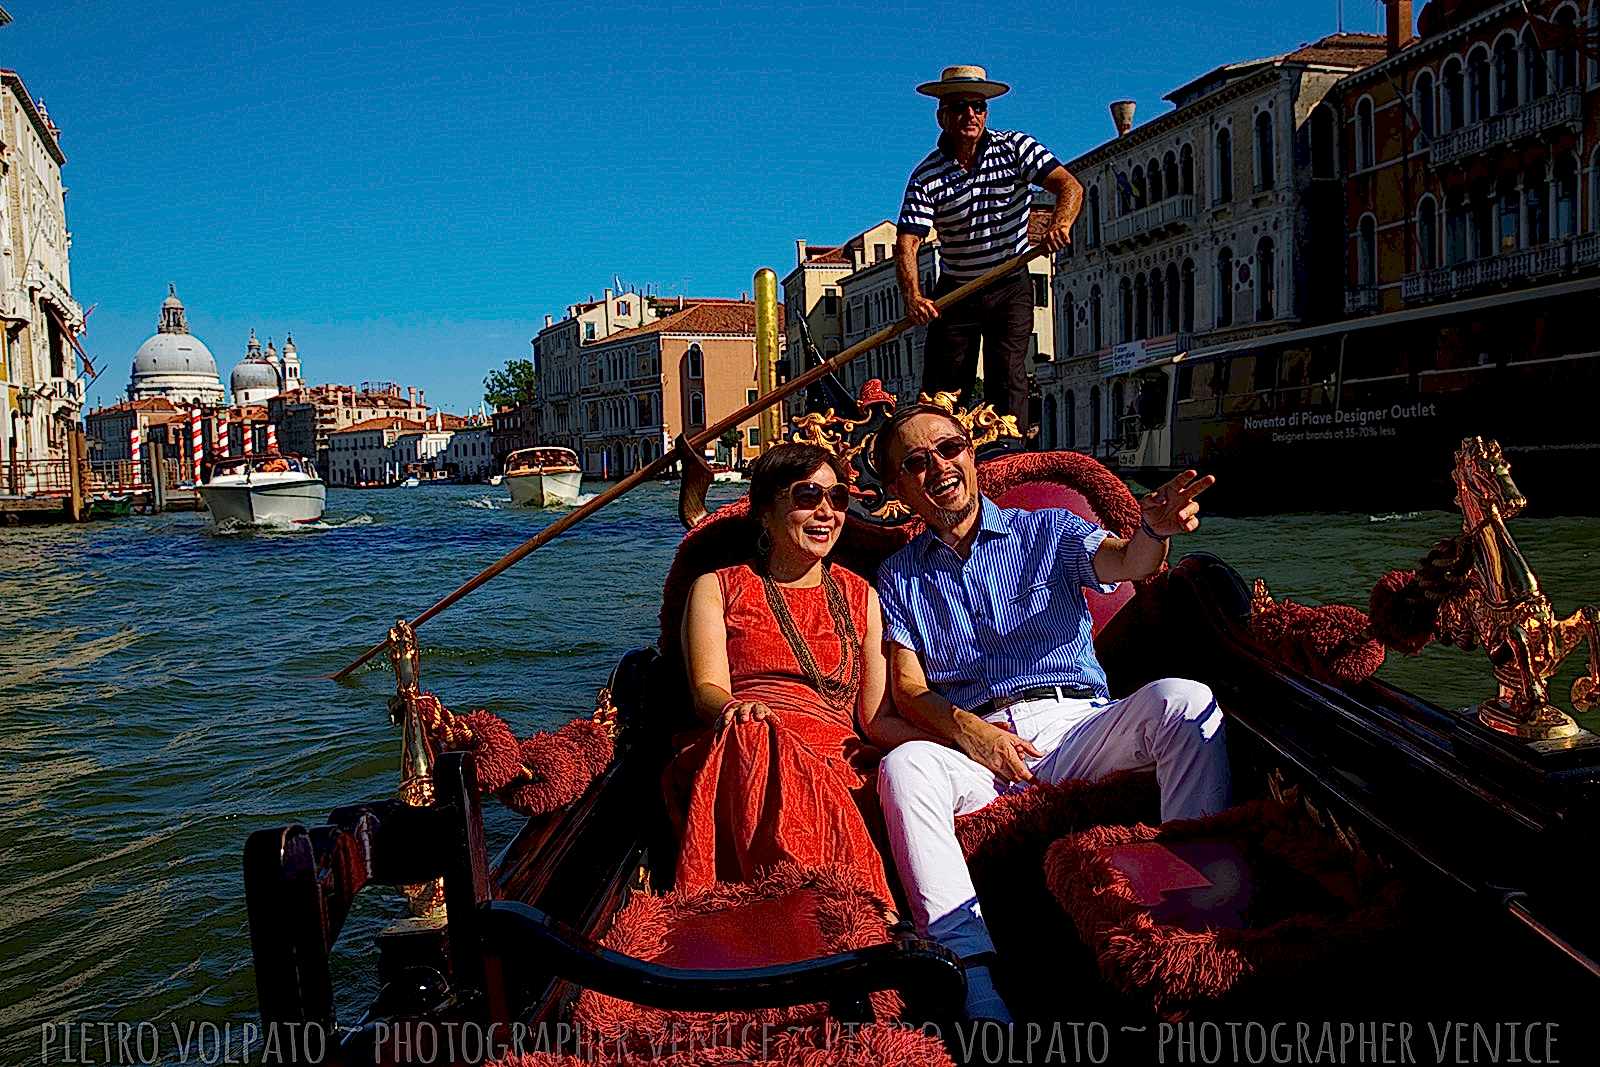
[934,495,977,530]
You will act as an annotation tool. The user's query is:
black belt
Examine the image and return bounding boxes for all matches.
[971,684,1098,719]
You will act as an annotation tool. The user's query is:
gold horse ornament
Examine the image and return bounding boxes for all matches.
[1438,437,1600,740]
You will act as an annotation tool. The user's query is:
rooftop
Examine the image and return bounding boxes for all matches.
[598,301,766,344]
[333,417,430,435]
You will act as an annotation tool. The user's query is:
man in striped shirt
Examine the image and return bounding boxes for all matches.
[870,405,1230,1021]
[896,66,1082,439]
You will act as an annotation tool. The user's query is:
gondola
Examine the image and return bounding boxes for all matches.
[244,267,1600,1066]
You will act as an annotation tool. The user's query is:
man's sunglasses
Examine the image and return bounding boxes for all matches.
[899,437,971,478]
[785,481,851,511]
[941,99,987,114]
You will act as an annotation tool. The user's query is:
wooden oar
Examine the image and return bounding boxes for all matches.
[331,244,1052,681]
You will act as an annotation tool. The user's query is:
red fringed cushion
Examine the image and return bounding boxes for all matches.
[488,1021,953,1066]
[1249,597,1385,686]
[1044,799,1406,1019]
[572,863,904,1056]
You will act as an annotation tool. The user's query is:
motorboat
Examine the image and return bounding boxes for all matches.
[504,446,583,507]
[401,476,421,488]
[243,401,1600,1065]
[199,454,325,525]
[708,462,743,483]
[488,473,504,486]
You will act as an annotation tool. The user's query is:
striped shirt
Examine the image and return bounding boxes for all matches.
[877,497,1119,710]
[897,129,1062,281]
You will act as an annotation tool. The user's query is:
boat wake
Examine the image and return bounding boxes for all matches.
[462,496,508,510]
[209,514,375,535]
[1367,511,1425,524]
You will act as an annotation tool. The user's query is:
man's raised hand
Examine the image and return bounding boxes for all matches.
[1139,470,1216,538]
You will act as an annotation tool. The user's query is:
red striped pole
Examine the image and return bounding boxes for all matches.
[190,409,202,478]
[129,424,142,481]
[266,422,278,453]
[218,412,231,459]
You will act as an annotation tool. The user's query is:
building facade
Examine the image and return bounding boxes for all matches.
[779,223,897,421]
[491,402,539,468]
[266,382,430,470]
[2,68,85,480]
[1333,0,1600,314]
[534,288,661,459]
[443,424,495,481]
[326,417,427,487]
[1038,32,1387,456]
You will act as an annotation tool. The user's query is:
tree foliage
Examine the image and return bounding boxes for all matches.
[484,358,538,408]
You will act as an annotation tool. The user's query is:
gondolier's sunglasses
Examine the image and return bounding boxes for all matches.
[941,99,987,114]
[898,437,972,478]
[784,481,852,512]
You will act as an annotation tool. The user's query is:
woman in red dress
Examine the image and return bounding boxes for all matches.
[673,443,935,903]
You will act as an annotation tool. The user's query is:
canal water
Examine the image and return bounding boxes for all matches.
[1,481,1596,1061]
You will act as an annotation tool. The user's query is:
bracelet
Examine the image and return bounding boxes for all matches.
[1138,515,1171,542]
[719,698,742,718]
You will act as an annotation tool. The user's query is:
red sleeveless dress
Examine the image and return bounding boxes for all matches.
[668,562,894,904]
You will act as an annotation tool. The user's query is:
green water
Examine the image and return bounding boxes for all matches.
[1,483,1595,1063]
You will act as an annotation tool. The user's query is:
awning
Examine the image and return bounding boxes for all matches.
[40,298,99,384]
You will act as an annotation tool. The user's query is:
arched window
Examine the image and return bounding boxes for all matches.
[1358,215,1377,287]
[1042,395,1056,450]
[1134,274,1148,340]
[1497,175,1521,251]
[1413,70,1436,141]
[1163,151,1179,197]
[1467,46,1491,122]
[1253,110,1275,191]
[1494,34,1519,113]
[687,343,704,378]
[1062,291,1076,357]
[1149,269,1165,337]
[1355,97,1375,170]
[1214,127,1233,203]
[1418,195,1439,269]
[1525,166,1550,246]
[1181,258,1196,332]
[1164,262,1181,334]
[1255,236,1276,321]
[1089,285,1104,350]
[1554,6,1580,90]
[1089,385,1102,452]
[1087,185,1102,247]
[688,390,705,426]
[1119,276,1135,341]
[1064,390,1077,448]
[1180,143,1195,195]
[1555,155,1579,237]
[1441,57,1465,132]
[1446,189,1469,264]
[1311,105,1337,178]
[1147,157,1163,202]
[1215,247,1234,327]
[1132,164,1147,209]
[1521,27,1548,101]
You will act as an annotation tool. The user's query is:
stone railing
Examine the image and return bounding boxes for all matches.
[1429,90,1583,167]
[1104,194,1197,247]
[1344,287,1379,315]
[1402,239,1581,302]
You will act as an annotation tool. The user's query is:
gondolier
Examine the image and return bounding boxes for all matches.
[897,65,1081,439]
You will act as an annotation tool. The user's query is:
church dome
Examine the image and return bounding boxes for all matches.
[231,356,280,395]
[127,286,226,406]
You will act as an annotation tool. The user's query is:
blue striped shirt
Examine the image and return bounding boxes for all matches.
[897,129,1062,281]
[876,497,1119,710]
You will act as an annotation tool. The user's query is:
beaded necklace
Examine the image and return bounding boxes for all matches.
[759,564,862,712]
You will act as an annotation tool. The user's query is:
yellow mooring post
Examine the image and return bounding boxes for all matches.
[754,268,781,450]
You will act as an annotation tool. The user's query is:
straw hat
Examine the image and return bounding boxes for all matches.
[916,65,1011,100]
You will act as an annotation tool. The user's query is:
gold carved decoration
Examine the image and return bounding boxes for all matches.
[1443,437,1600,741]
[387,617,446,921]
[592,686,620,739]
[916,391,1022,450]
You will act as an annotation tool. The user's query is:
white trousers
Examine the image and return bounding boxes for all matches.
[876,678,1230,959]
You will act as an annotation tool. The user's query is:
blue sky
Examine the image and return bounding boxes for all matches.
[5,0,1388,413]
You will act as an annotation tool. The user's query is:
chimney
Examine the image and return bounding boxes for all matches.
[418,390,426,408]
[604,287,614,302]
[1110,100,1136,137]
[408,386,416,406]
[1385,1,1414,55]
[544,314,553,328]
[795,238,808,265]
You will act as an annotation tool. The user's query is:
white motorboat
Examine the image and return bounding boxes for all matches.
[487,474,504,486]
[401,476,421,488]
[504,446,583,507]
[200,455,326,525]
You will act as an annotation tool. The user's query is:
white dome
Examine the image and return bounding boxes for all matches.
[231,358,280,395]
[133,332,219,379]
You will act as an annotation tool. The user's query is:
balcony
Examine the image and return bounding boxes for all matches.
[1429,89,1583,167]
[1104,194,1196,249]
[1345,287,1379,315]
[1402,238,1584,302]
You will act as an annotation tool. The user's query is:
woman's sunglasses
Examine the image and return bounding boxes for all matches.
[784,481,851,512]
[899,437,971,478]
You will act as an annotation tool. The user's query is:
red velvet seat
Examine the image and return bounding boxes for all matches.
[571,863,909,1056]
[1043,798,1409,1019]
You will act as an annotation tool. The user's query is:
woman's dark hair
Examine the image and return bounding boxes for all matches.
[871,404,970,478]
[748,442,848,515]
